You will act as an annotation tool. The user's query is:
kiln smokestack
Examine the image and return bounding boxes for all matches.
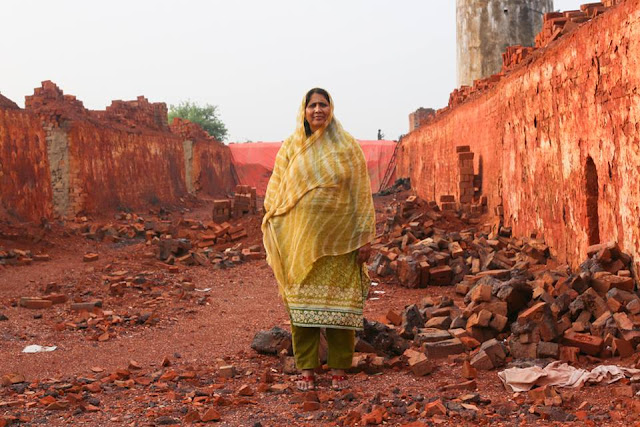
[456,0,553,87]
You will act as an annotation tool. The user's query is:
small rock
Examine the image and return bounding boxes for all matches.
[251,326,292,355]
[156,416,181,425]
[201,408,221,422]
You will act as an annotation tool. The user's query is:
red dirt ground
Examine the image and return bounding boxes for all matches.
[1,194,638,426]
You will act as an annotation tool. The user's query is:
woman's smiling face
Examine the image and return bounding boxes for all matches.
[305,93,330,133]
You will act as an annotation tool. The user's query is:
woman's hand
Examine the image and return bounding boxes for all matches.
[357,243,372,264]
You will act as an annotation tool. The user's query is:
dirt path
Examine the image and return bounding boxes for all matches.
[1,198,637,426]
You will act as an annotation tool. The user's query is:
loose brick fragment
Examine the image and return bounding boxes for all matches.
[408,352,434,377]
[563,332,603,356]
[423,399,447,416]
[424,338,465,358]
[462,360,477,379]
[469,283,492,303]
[429,265,453,286]
[83,253,99,262]
[19,297,52,309]
[386,309,402,326]
[219,365,236,378]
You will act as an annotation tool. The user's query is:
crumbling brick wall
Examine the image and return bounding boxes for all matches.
[0,82,235,221]
[398,0,640,273]
[170,118,235,197]
[0,109,53,220]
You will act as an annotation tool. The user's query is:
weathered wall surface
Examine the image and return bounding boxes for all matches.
[170,118,236,198]
[65,124,189,214]
[192,141,236,197]
[456,0,553,86]
[0,82,235,221]
[400,0,640,272]
[0,109,53,220]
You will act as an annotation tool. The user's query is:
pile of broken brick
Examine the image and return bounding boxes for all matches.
[535,3,614,49]
[212,185,259,223]
[365,194,640,376]
[68,203,263,270]
[14,268,212,342]
[0,248,50,267]
[154,224,262,271]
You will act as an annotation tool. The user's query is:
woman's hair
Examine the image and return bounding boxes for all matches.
[305,88,330,107]
[304,88,331,136]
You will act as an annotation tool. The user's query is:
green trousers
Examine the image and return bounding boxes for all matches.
[291,325,355,370]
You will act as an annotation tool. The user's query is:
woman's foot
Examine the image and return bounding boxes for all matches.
[331,369,348,390]
[296,369,315,391]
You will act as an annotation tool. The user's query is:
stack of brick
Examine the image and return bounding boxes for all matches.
[366,192,640,375]
[0,248,50,267]
[448,86,473,108]
[372,231,638,376]
[471,74,503,93]
[212,200,231,223]
[507,241,638,361]
[155,227,259,269]
[232,185,257,217]
[450,239,639,370]
[169,117,213,141]
[23,81,172,133]
[535,4,610,49]
[409,107,436,131]
[457,147,475,207]
[104,97,169,132]
[70,212,253,266]
[369,195,489,289]
[211,186,258,222]
[24,80,88,125]
[501,45,537,73]
[440,195,457,212]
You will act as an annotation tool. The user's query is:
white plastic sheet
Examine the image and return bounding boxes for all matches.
[22,345,57,353]
[498,361,640,392]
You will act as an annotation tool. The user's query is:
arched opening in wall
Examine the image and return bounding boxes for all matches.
[585,157,600,245]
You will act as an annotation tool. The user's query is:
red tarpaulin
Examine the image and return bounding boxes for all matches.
[228,140,397,196]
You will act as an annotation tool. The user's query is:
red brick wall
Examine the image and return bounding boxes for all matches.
[0,109,53,220]
[0,83,235,221]
[170,117,236,198]
[192,141,236,197]
[66,124,189,213]
[398,0,640,272]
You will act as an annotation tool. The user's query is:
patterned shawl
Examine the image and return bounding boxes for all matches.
[262,92,375,299]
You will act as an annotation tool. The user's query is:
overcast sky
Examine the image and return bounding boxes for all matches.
[2,1,582,142]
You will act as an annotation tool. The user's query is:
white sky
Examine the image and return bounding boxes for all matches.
[2,0,582,142]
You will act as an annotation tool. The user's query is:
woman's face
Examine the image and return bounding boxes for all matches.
[305,93,330,133]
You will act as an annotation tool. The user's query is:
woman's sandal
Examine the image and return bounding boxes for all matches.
[296,374,316,391]
[331,374,348,391]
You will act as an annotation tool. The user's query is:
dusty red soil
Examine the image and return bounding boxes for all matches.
[1,195,638,426]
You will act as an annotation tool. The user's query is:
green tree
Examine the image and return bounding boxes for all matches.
[168,100,228,141]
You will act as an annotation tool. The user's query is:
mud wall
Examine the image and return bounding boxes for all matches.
[65,124,189,215]
[0,109,52,220]
[170,117,235,198]
[399,0,640,271]
[0,82,235,221]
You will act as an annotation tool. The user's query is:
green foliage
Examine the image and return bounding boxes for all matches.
[168,100,228,141]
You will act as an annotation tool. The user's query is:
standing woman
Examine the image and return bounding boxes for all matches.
[262,88,375,391]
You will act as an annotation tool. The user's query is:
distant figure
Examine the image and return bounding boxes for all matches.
[262,88,375,392]
[377,129,384,140]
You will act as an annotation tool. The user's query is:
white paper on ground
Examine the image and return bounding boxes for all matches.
[22,345,57,353]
